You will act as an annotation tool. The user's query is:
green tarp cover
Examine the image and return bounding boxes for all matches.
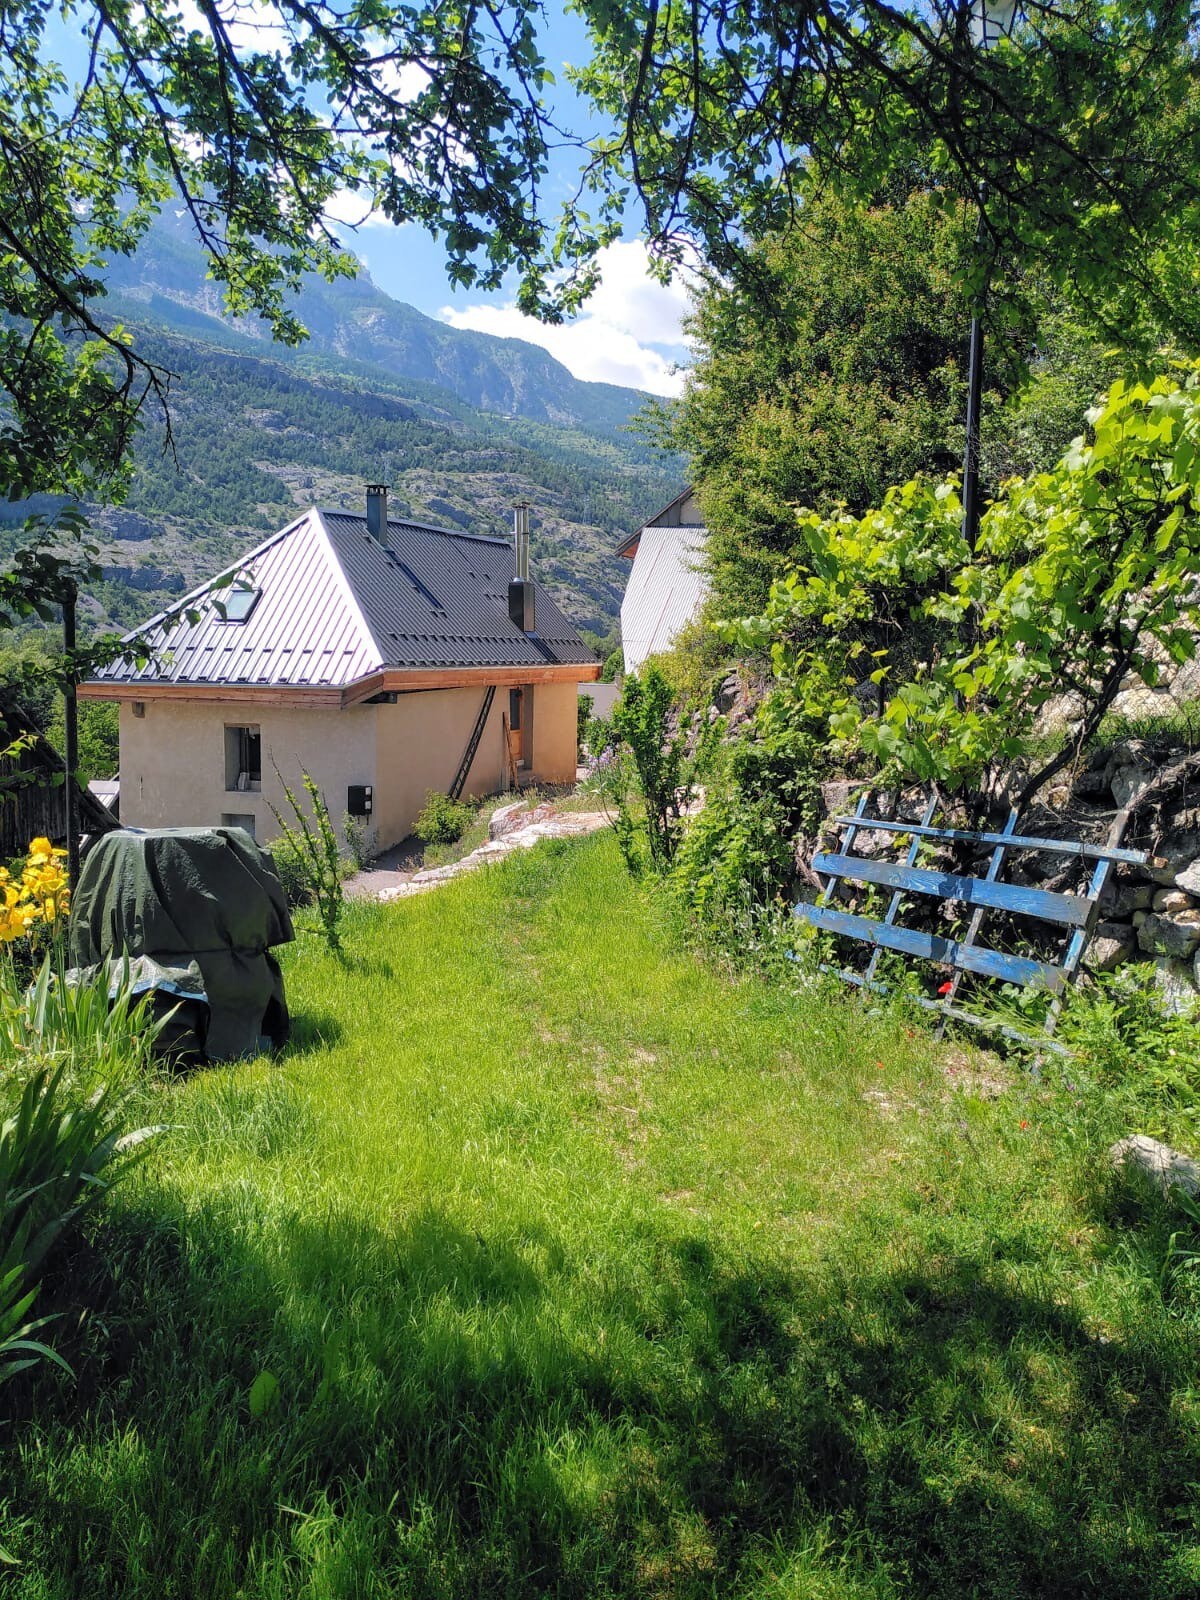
[65,954,212,1057]
[68,827,294,1059]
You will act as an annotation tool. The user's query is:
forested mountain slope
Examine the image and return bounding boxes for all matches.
[102,211,653,435]
[2,217,681,637]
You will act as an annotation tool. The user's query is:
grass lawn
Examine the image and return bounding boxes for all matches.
[3,833,1200,1598]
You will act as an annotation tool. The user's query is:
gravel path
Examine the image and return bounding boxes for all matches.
[347,799,611,903]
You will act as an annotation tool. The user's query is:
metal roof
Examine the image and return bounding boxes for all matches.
[620,522,709,674]
[92,508,595,689]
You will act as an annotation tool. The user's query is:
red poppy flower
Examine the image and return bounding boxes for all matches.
[937,981,953,996]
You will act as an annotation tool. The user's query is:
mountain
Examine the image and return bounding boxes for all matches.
[2,215,682,638]
[101,211,648,434]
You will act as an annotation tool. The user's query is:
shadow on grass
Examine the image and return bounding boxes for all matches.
[8,1204,1199,1599]
[285,1010,347,1055]
[340,952,396,981]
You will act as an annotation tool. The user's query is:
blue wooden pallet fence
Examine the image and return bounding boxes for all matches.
[792,793,1155,1048]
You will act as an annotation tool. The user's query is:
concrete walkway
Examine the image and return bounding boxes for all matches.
[374,799,610,903]
[342,837,425,899]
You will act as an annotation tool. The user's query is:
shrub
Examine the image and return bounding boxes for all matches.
[0,1065,161,1383]
[577,694,594,757]
[604,665,715,877]
[341,813,376,873]
[415,790,473,846]
[725,363,1200,805]
[600,646,624,683]
[267,833,314,910]
[268,766,344,955]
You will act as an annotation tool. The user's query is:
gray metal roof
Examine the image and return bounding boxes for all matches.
[93,508,595,689]
[620,522,709,674]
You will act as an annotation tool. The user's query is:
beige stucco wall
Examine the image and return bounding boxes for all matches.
[529,680,581,784]
[116,678,581,853]
[117,699,378,846]
[373,686,509,848]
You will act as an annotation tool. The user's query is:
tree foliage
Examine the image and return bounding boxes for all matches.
[1,0,560,497]
[727,364,1200,805]
[4,0,1200,505]
[594,665,711,876]
[574,0,1200,347]
[657,188,1124,616]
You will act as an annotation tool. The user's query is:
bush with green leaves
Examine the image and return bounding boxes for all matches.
[726,363,1200,807]
[415,791,474,846]
[268,766,344,955]
[603,664,715,877]
[0,1061,161,1384]
[341,813,376,874]
[267,832,315,911]
[666,716,822,940]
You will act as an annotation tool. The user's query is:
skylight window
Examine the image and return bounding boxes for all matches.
[216,586,261,623]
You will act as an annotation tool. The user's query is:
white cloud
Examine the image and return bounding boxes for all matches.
[438,241,693,397]
[321,186,396,229]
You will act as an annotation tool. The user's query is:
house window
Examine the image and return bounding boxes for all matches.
[221,812,256,839]
[217,586,261,622]
[224,725,262,792]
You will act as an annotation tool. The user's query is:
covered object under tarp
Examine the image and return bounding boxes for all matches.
[68,827,294,1059]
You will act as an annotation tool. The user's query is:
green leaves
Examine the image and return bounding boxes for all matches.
[733,361,1200,800]
[248,1369,281,1419]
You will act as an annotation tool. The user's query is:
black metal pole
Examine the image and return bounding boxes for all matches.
[961,307,985,553]
[62,578,79,894]
[960,188,990,554]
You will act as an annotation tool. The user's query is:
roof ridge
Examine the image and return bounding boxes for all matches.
[323,507,509,548]
[309,509,388,669]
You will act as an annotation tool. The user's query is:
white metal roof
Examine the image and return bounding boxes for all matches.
[91,507,594,689]
[620,522,709,674]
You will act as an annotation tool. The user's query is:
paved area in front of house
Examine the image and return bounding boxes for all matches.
[343,837,425,898]
[380,801,610,902]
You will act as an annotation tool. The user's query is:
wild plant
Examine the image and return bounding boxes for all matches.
[0,953,166,1082]
[268,764,344,955]
[0,1065,162,1383]
[341,812,376,873]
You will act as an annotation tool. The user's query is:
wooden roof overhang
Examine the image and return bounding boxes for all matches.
[79,659,601,709]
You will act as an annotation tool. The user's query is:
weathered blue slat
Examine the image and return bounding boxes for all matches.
[862,793,938,987]
[812,851,1090,926]
[827,966,1071,1055]
[830,815,1154,868]
[793,900,1066,991]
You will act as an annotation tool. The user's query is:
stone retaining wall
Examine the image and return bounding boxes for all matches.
[812,741,1200,1012]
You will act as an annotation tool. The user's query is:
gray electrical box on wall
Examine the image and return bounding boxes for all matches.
[347,784,373,817]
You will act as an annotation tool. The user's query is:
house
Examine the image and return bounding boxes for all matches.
[0,707,119,859]
[617,488,709,674]
[80,489,600,850]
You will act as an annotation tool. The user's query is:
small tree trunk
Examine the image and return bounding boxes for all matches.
[63,579,79,895]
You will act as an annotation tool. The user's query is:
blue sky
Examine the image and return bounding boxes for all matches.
[326,5,695,396]
[49,2,694,397]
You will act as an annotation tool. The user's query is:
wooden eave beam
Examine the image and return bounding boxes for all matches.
[80,658,601,710]
[343,661,601,704]
[78,681,345,709]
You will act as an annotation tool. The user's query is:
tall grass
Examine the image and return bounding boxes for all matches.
[0,835,1197,1596]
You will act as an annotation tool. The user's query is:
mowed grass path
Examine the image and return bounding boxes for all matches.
[4,834,1200,1598]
